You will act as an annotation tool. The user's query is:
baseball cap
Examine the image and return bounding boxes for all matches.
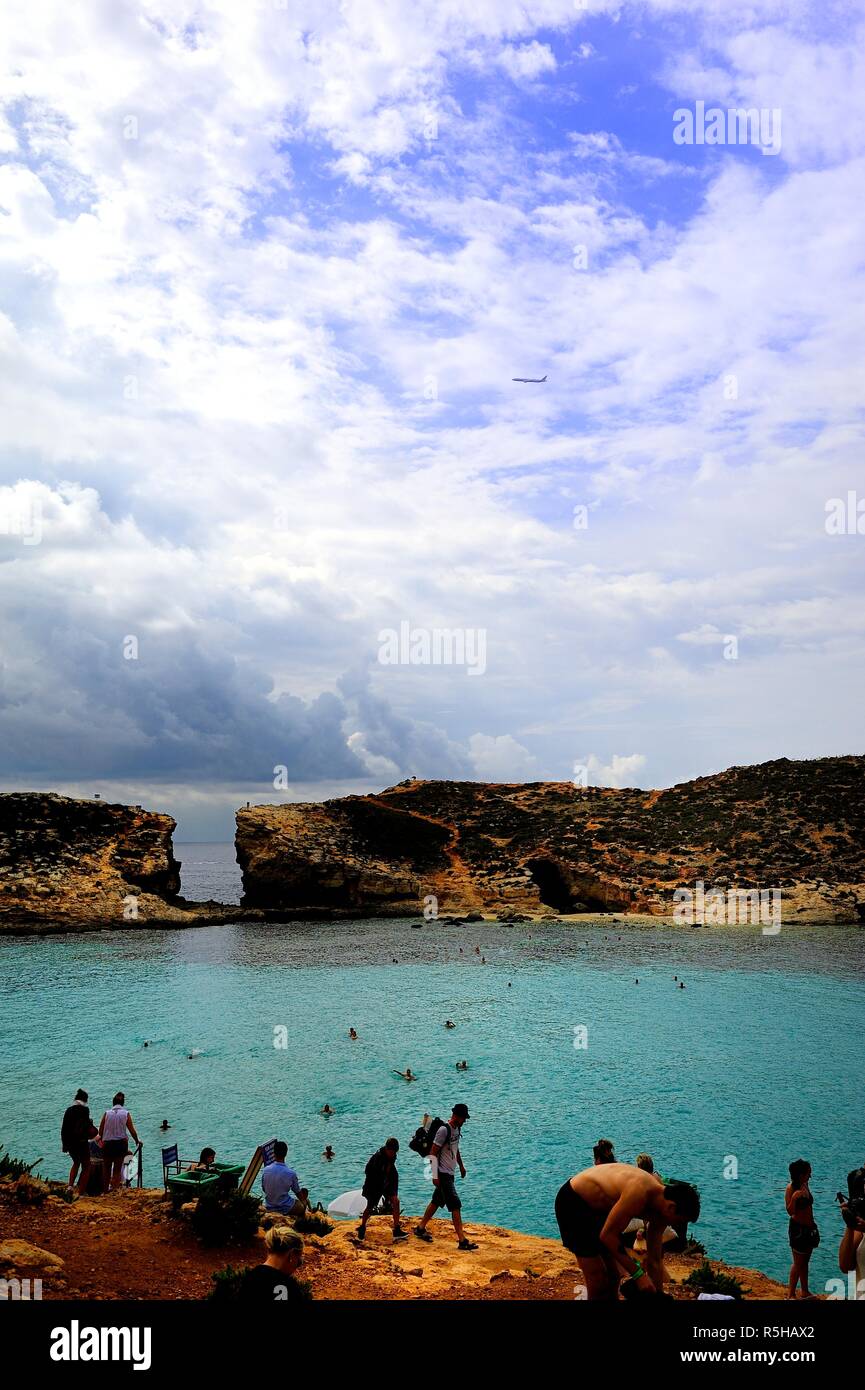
[453,1103,470,1119]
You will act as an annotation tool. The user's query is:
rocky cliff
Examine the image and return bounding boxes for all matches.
[236,756,865,923]
[0,793,242,933]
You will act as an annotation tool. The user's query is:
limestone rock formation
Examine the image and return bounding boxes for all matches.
[0,793,241,933]
[237,757,865,923]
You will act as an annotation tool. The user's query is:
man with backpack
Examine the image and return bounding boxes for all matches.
[413,1103,478,1250]
[357,1137,407,1242]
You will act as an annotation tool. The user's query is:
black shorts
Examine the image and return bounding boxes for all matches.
[555,1181,606,1257]
[102,1138,128,1160]
[431,1173,461,1212]
[362,1186,397,1208]
[66,1141,90,1167]
[789,1220,819,1255]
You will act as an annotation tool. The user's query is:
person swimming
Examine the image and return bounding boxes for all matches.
[320,1103,335,1115]
[445,1020,456,1029]
[159,1119,170,1131]
[323,1145,335,1161]
[349,1028,358,1040]
[456,1060,468,1071]
[393,1068,416,1082]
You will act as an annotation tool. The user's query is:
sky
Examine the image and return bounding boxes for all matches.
[0,0,863,839]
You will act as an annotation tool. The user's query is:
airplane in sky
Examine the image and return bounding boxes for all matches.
[512,374,547,383]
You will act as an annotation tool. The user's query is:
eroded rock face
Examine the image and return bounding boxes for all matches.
[237,757,865,922]
[0,793,190,930]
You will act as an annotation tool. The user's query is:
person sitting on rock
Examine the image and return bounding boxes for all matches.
[261,1140,309,1220]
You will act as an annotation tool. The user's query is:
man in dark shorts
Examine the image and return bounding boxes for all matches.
[414,1103,478,1251]
[61,1088,92,1196]
[555,1161,700,1300]
[357,1138,407,1242]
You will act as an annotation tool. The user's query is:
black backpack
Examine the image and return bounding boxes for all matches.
[408,1116,450,1159]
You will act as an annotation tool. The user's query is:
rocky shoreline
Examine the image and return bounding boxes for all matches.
[0,1182,792,1301]
[235,758,865,923]
[2,756,864,933]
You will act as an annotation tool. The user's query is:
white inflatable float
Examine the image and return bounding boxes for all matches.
[327,1188,367,1220]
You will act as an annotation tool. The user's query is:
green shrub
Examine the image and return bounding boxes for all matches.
[292,1211,333,1236]
[189,1189,262,1247]
[208,1264,249,1298]
[683,1260,746,1299]
[0,1146,41,1181]
[684,1237,706,1257]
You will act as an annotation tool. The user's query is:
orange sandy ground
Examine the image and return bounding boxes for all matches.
[0,1185,796,1302]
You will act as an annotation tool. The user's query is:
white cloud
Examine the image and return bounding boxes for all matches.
[469,734,537,781]
[0,1,862,835]
[585,753,648,788]
[496,42,557,82]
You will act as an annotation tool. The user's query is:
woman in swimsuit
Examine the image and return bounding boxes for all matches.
[786,1158,819,1299]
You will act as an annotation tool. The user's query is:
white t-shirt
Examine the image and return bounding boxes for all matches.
[856,1235,865,1300]
[433,1123,461,1176]
[102,1106,129,1141]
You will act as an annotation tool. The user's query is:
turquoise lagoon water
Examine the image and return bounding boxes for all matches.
[1,849,863,1291]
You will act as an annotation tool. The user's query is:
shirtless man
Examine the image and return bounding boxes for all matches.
[555,1162,700,1300]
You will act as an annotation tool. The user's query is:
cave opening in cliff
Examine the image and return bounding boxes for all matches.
[526,857,577,912]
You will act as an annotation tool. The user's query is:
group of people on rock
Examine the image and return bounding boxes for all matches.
[260,1102,478,1254]
[60,1089,139,1196]
[61,1086,865,1303]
